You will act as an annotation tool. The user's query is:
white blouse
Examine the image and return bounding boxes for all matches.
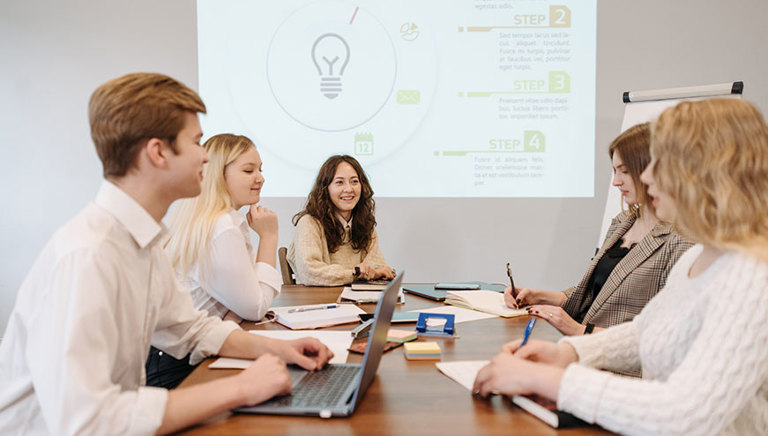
[182,209,281,321]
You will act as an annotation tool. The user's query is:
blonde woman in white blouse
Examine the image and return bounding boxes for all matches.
[474,98,768,435]
[147,133,282,388]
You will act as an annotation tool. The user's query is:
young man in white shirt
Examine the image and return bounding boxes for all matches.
[0,73,333,435]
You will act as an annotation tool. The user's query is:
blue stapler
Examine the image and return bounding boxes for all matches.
[416,313,456,338]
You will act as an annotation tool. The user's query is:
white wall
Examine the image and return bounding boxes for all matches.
[2,0,767,335]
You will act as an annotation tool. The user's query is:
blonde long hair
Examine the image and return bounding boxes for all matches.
[165,134,256,275]
[651,98,768,262]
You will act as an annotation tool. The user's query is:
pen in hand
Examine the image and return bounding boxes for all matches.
[506,262,518,300]
[520,318,536,347]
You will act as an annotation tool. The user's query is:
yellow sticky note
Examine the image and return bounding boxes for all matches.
[404,341,441,354]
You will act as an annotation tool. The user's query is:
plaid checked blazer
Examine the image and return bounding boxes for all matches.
[561,212,693,328]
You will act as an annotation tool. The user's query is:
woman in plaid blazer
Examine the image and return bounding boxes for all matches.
[505,123,692,336]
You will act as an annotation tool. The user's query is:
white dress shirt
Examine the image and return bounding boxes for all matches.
[0,181,238,435]
[183,209,281,321]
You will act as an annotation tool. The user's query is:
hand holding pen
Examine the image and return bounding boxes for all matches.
[473,317,540,398]
[504,263,520,308]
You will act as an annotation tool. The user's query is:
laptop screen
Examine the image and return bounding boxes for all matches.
[349,271,404,409]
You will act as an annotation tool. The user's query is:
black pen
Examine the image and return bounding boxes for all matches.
[506,262,518,299]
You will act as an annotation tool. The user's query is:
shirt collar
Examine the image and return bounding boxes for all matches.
[336,213,353,230]
[228,208,249,231]
[94,180,165,249]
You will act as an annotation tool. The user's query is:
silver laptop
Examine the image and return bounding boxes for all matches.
[235,272,404,418]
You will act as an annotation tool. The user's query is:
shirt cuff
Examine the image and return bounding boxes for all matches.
[188,319,240,365]
[254,262,282,295]
[557,363,612,424]
[131,386,168,434]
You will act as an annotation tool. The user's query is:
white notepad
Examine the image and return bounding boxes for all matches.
[267,303,365,329]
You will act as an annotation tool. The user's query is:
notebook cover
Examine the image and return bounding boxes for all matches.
[512,394,586,428]
[347,338,403,354]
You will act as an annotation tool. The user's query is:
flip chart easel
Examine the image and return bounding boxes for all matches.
[597,81,744,249]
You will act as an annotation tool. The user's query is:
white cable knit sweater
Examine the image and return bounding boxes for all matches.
[558,244,768,435]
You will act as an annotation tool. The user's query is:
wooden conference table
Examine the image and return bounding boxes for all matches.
[178,285,614,435]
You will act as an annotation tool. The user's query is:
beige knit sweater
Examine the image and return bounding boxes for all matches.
[287,215,389,286]
[558,245,768,435]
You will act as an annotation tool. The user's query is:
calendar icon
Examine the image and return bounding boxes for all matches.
[354,133,374,155]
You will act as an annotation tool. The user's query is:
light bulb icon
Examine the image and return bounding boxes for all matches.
[311,33,350,100]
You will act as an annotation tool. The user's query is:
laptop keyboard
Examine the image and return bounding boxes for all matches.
[273,365,360,408]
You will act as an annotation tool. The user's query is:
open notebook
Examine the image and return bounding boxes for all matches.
[444,290,526,318]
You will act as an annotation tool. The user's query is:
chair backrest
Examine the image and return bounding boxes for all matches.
[278,246,295,285]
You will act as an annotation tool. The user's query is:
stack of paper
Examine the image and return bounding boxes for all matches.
[404,341,441,360]
[338,287,405,304]
[350,279,390,290]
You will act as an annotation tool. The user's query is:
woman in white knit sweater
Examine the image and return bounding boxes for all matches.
[474,98,768,435]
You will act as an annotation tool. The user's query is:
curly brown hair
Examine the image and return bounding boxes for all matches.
[293,155,377,254]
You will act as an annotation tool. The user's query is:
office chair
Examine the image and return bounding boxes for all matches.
[278,247,296,285]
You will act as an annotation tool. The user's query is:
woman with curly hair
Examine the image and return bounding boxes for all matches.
[287,155,394,286]
[474,98,768,435]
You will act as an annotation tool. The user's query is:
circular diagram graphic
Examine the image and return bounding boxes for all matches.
[266,3,397,132]
[222,1,437,174]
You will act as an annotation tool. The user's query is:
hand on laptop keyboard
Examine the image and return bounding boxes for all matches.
[270,337,335,371]
[236,354,293,406]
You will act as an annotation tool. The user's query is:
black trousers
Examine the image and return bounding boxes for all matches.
[145,346,199,390]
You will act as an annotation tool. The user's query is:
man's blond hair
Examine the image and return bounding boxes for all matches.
[89,73,206,178]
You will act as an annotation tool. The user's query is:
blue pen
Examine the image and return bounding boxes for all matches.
[520,318,536,347]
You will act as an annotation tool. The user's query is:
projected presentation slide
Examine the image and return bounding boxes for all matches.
[197,0,596,197]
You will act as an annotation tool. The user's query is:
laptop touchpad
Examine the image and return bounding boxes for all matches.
[287,366,309,385]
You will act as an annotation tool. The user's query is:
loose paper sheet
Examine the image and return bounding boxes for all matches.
[209,330,353,369]
[409,305,497,324]
[435,360,490,391]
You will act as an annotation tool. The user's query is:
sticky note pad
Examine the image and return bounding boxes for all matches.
[387,329,418,343]
[403,341,442,360]
[404,342,441,354]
